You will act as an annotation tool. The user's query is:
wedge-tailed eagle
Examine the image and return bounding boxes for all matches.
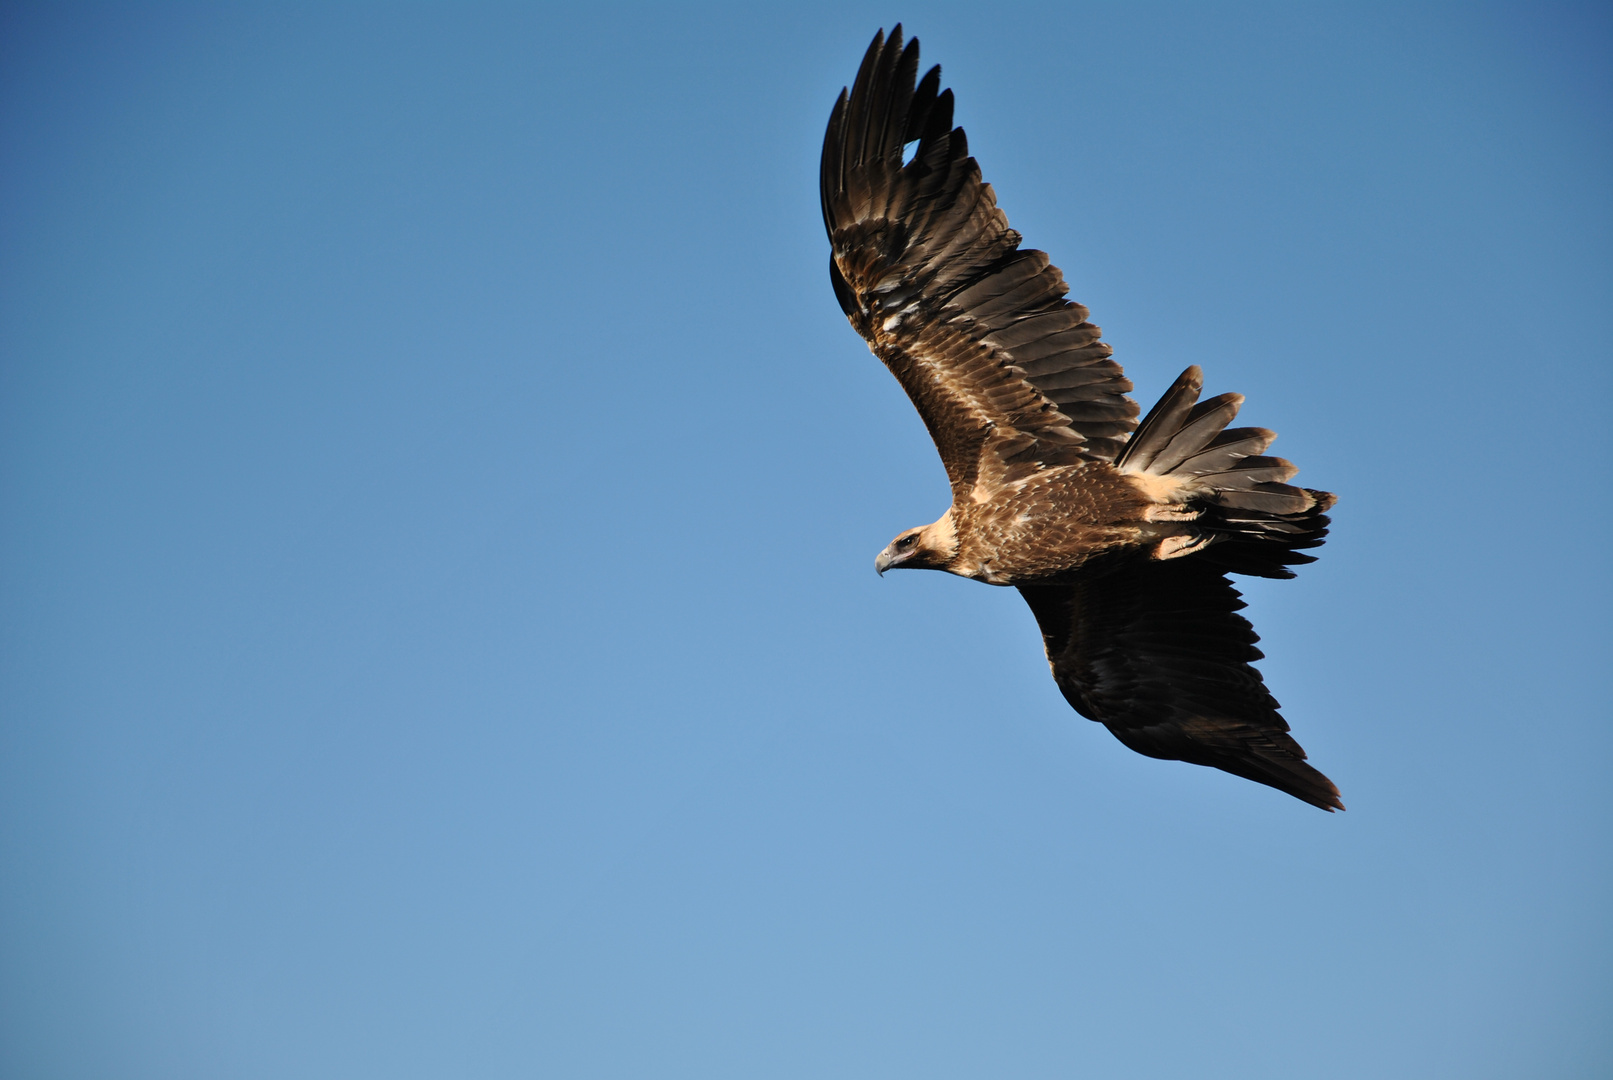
[821,27,1342,810]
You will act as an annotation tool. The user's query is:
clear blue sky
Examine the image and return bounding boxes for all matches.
[2,3,1609,1077]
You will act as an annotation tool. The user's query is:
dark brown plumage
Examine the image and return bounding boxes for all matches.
[822,27,1342,811]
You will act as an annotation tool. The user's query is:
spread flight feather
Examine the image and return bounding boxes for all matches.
[823,27,1342,811]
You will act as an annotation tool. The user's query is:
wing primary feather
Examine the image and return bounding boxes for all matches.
[820,90,848,233]
[904,65,943,145]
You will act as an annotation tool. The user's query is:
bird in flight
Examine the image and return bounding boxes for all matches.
[821,27,1342,811]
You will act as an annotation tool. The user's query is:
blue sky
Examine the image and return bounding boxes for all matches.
[2,3,1609,1077]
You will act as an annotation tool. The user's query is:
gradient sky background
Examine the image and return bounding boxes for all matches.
[2,3,1609,1078]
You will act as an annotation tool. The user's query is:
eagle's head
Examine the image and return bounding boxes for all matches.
[875,511,958,575]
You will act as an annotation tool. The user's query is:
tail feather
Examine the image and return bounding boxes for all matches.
[1176,436,1288,477]
[1116,366,1203,473]
[1211,483,1316,514]
[1147,394,1246,475]
[1119,367,1335,579]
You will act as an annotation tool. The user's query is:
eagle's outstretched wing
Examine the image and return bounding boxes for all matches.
[1018,559,1344,811]
[820,26,1137,501]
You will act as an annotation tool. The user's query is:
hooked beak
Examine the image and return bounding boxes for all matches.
[875,544,906,576]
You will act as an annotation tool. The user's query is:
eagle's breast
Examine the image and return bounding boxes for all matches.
[952,463,1148,584]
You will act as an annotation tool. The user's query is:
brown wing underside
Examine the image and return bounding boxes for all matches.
[1018,558,1344,811]
[821,26,1138,500]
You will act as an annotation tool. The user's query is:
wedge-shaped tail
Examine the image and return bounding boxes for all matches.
[1119,366,1335,579]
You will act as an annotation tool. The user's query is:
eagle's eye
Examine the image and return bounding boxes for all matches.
[897,535,916,549]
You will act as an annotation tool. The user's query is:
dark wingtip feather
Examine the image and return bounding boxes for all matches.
[1206,744,1344,812]
[905,64,942,144]
[1279,765,1345,812]
[930,87,955,141]
[820,89,849,233]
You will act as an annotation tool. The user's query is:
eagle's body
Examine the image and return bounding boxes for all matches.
[824,28,1343,810]
[891,466,1147,585]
